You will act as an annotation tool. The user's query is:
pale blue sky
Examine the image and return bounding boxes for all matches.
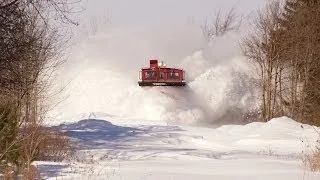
[80,0,267,25]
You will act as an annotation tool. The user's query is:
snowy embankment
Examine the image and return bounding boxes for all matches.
[36,116,319,180]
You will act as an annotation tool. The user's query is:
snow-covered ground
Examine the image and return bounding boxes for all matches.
[36,116,320,180]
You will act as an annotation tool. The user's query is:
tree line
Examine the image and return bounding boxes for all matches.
[0,0,80,178]
[241,0,320,126]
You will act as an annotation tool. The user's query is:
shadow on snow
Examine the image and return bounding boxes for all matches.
[50,119,187,150]
[36,163,69,179]
[38,119,222,178]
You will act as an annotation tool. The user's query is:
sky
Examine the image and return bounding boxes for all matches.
[78,0,267,26]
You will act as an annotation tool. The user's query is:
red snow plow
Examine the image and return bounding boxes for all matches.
[138,59,186,86]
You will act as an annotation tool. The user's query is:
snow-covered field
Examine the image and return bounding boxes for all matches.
[36,116,320,180]
[35,1,320,179]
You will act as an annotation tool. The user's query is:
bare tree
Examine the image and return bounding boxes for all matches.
[240,1,285,121]
[201,5,242,42]
[0,0,80,177]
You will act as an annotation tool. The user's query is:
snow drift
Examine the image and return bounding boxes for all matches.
[47,22,260,126]
[38,116,320,180]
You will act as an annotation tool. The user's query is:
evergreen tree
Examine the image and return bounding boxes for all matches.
[277,0,320,125]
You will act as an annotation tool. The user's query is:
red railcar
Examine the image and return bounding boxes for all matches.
[138,59,186,86]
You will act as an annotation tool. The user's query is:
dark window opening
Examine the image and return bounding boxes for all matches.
[145,71,157,79]
[168,71,179,79]
[160,72,165,79]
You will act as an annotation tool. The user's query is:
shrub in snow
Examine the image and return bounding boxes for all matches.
[302,128,320,172]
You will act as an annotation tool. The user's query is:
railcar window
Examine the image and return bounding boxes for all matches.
[168,72,179,79]
[145,71,157,79]
[160,72,165,79]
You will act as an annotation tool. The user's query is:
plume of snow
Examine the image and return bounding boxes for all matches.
[46,20,260,126]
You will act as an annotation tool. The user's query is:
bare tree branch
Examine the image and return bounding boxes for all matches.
[201,5,242,42]
[0,0,18,9]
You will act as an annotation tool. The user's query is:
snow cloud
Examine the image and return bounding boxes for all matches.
[47,0,264,126]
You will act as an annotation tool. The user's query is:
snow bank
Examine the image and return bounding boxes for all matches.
[37,116,320,180]
[47,22,260,126]
[49,116,319,161]
[212,116,320,155]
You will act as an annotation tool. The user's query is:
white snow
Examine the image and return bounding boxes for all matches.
[35,116,320,180]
